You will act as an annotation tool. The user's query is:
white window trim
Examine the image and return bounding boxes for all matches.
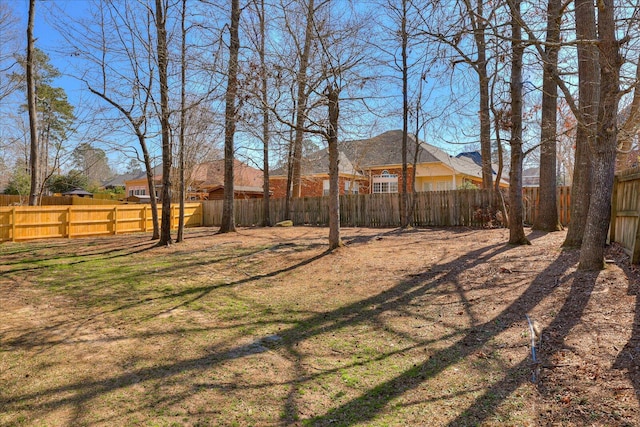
[323,179,330,196]
[372,170,398,193]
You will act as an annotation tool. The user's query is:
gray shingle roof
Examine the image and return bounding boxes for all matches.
[341,130,439,167]
[270,130,506,182]
[271,149,360,176]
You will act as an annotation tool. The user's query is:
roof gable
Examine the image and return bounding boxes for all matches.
[269,130,507,183]
[342,130,440,167]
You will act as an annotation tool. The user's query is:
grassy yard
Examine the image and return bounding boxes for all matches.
[1,226,638,426]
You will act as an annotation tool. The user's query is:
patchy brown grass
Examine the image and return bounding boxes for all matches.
[0,226,639,426]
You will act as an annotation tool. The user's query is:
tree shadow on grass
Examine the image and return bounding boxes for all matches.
[304,247,579,426]
[0,239,157,276]
[448,268,598,426]
[2,230,579,427]
[1,236,510,423]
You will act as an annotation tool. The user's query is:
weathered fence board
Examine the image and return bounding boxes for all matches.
[611,169,640,262]
[202,190,501,228]
[202,187,572,229]
[0,203,202,242]
[521,186,571,226]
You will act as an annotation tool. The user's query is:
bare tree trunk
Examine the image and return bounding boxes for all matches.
[327,83,342,249]
[617,60,640,165]
[508,0,530,245]
[578,0,621,270]
[473,0,493,190]
[177,0,187,243]
[400,0,410,228]
[26,0,39,206]
[563,0,597,247]
[289,0,315,212]
[284,133,294,219]
[491,99,508,226]
[155,0,173,246]
[533,0,562,231]
[410,81,424,222]
[140,139,160,240]
[259,0,271,227]
[220,0,240,233]
[87,84,160,240]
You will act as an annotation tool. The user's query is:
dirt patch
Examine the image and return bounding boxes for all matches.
[0,226,639,426]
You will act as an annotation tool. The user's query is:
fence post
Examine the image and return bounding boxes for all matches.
[144,205,148,232]
[11,206,16,242]
[67,206,73,238]
[114,206,118,235]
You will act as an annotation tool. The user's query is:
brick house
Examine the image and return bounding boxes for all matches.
[124,160,264,201]
[270,150,368,198]
[269,130,507,197]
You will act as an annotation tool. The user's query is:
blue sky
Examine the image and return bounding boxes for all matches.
[3,0,486,174]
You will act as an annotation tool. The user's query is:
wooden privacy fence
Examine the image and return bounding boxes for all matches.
[522,186,571,226]
[203,190,500,228]
[0,203,202,242]
[611,168,640,262]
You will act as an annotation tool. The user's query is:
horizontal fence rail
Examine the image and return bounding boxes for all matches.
[0,203,202,242]
[204,190,501,228]
[203,187,572,229]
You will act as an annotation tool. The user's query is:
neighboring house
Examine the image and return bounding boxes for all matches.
[270,149,366,198]
[101,172,142,191]
[522,167,540,187]
[270,130,508,198]
[124,160,264,201]
[190,159,263,199]
[207,185,266,200]
[456,151,484,167]
[124,165,163,199]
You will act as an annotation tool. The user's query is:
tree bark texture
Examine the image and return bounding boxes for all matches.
[533,0,561,231]
[563,0,598,247]
[472,0,493,190]
[155,0,173,246]
[27,0,39,206]
[578,0,620,270]
[616,57,640,169]
[177,0,187,243]
[289,0,315,211]
[260,0,271,227]
[508,0,530,245]
[400,0,409,228]
[220,0,241,233]
[327,84,342,250]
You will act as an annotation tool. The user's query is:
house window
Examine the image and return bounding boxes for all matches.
[422,182,433,192]
[345,181,359,194]
[436,181,451,191]
[372,170,398,193]
[323,180,330,196]
[373,182,398,193]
